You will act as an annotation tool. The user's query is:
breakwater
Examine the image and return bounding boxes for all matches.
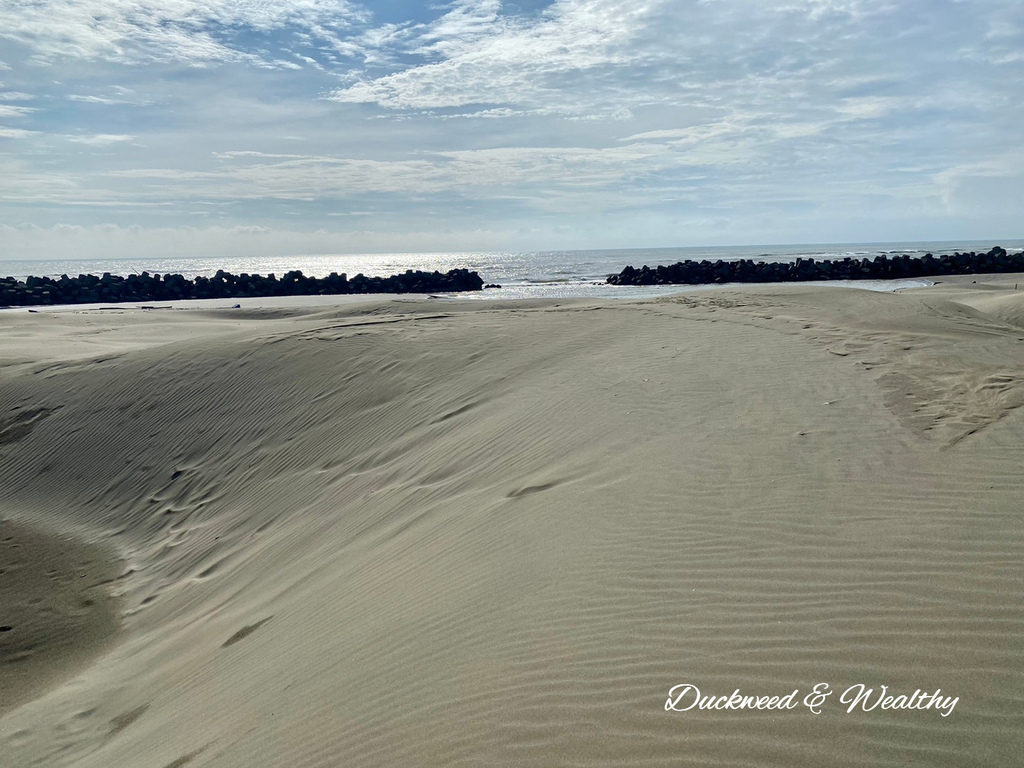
[607,246,1024,286]
[0,268,484,308]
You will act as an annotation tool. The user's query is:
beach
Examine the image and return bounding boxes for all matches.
[2,277,1023,766]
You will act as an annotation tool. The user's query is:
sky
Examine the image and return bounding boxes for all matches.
[0,0,1022,260]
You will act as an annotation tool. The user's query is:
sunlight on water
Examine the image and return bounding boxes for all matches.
[1,241,1019,300]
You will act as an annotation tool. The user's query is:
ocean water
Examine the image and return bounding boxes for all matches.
[3,240,1022,301]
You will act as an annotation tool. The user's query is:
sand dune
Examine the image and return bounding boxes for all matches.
[2,282,1023,766]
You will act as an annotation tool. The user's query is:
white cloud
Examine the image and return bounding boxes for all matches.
[435,107,532,119]
[622,128,701,142]
[87,136,768,209]
[835,96,900,119]
[0,0,369,65]
[60,200,173,206]
[213,150,306,159]
[0,104,36,118]
[294,54,326,70]
[331,0,654,111]
[0,127,38,138]
[933,150,1024,212]
[67,89,154,106]
[412,0,505,58]
[68,95,125,105]
[67,133,136,145]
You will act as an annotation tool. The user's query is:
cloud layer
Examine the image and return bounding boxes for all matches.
[1,0,1022,258]
[0,0,369,65]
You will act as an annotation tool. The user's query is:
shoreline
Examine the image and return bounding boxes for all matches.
[4,266,1022,315]
[3,244,1022,311]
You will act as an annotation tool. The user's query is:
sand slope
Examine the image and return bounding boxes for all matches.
[1,284,1023,766]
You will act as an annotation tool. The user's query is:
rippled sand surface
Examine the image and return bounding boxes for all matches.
[2,279,1023,766]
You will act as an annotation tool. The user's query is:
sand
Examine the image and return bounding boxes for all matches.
[0,519,120,719]
[1,279,1023,766]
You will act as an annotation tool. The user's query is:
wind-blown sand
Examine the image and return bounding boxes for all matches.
[2,280,1023,766]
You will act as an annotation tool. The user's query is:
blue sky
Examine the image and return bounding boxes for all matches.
[0,0,1022,259]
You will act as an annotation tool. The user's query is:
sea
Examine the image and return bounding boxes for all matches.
[3,240,1023,301]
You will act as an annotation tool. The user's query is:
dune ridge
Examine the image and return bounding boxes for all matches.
[1,282,1023,766]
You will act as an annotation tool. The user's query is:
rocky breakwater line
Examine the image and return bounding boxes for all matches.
[0,268,485,308]
[607,246,1024,286]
